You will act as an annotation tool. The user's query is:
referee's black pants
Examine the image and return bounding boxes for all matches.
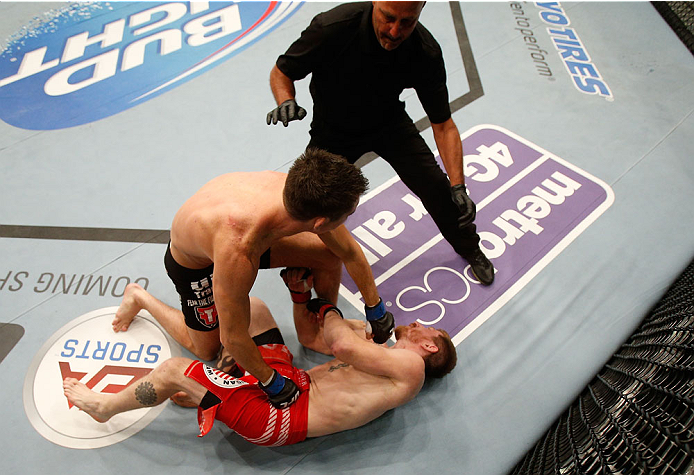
[307,120,480,256]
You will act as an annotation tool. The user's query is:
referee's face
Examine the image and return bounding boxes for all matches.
[372,1,425,51]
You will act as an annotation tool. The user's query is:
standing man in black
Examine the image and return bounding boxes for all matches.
[266,1,493,285]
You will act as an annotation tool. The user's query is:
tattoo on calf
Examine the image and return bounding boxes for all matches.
[328,363,350,372]
[135,381,157,406]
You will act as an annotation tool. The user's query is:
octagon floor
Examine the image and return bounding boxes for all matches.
[1,2,693,474]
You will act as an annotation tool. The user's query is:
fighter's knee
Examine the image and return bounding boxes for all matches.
[250,296,271,317]
[157,357,191,376]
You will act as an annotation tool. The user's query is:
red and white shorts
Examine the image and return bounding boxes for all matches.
[185,344,310,446]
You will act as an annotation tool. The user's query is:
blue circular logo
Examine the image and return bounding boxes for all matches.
[0,2,301,130]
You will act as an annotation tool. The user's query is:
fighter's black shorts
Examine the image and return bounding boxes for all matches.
[164,243,272,331]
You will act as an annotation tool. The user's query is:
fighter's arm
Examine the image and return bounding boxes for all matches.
[320,226,395,343]
[319,225,380,307]
[213,245,301,407]
[322,310,424,382]
[211,245,275,384]
[294,302,368,355]
[283,268,368,355]
[431,118,464,186]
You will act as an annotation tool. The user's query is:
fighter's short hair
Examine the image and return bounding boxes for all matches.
[423,330,457,378]
[284,148,368,222]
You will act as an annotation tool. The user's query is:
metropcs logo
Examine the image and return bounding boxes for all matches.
[0,1,302,130]
[340,125,615,345]
[23,307,179,449]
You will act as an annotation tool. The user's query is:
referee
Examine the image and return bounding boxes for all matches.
[267,1,494,285]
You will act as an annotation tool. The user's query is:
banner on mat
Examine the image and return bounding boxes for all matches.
[340,124,615,345]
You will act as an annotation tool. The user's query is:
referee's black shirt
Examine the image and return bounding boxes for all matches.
[276,2,452,134]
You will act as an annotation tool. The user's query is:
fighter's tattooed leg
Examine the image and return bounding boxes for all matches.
[135,381,157,406]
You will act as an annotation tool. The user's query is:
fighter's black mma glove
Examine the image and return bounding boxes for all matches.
[259,370,300,409]
[450,184,477,228]
[365,298,395,344]
[306,298,343,320]
[266,99,307,127]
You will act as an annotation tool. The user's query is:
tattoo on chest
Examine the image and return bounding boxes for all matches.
[135,381,157,406]
[328,363,350,372]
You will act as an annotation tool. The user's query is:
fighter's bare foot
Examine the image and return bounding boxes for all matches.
[170,391,198,408]
[63,378,112,423]
[112,283,146,332]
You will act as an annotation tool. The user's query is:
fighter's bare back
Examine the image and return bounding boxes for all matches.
[169,171,287,269]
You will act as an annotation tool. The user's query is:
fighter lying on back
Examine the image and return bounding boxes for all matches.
[65,273,456,446]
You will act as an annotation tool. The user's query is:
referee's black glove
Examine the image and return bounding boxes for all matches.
[450,184,477,228]
[266,99,306,127]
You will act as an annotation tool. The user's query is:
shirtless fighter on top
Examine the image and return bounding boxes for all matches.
[64,279,457,447]
[111,149,394,409]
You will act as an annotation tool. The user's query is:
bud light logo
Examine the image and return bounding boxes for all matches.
[0,1,302,130]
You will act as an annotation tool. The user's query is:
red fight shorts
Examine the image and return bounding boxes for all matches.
[184,344,311,446]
